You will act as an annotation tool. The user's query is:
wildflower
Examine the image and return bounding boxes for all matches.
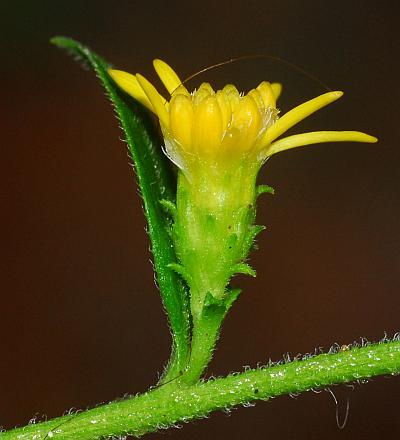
[108,60,377,318]
[108,60,376,178]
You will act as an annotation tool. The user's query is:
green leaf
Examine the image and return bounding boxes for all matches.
[51,37,190,380]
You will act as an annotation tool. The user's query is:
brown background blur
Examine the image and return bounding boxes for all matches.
[2,0,400,438]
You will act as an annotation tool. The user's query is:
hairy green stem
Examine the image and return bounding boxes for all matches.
[4,340,399,440]
[180,311,224,384]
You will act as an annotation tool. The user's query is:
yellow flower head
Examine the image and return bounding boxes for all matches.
[108,60,377,175]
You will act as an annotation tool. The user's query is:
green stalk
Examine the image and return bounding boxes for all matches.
[179,304,225,384]
[4,340,399,440]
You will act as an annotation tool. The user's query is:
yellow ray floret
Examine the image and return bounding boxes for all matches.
[262,91,343,145]
[136,74,169,128]
[153,58,183,95]
[108,69,153,111]
[108,60,377,170]
[266,131,378,156]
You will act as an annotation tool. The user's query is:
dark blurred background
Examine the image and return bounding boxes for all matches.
[2,0,400,438]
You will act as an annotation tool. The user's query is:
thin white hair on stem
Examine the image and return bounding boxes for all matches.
[326,387,350,430]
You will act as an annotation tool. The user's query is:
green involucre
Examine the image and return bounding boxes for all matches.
[172,162,265,320]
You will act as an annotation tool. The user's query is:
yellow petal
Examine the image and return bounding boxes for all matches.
[108,69,154,112]
[169,94,194,150]
[153,59,183,95]
[136,74,169,128]
[216,90,232,133]
[262,91,343,145]
[271,82,282,100]
[192,96,223,155]
[193,83,215,106]
[256,81,276,109]
[222,84,240,112]
[222,84,240,97]
[247,89,264,112]
[172,84,190,98]
[231,96,262,150]
[265,130,378,156]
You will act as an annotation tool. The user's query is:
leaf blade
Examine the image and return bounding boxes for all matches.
[51,36,190,378]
